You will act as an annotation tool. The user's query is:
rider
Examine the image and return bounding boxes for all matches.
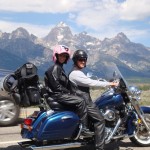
[44,45,92,135]
[69,50,119,150]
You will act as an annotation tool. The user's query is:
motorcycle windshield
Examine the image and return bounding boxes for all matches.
[102,62,129,89]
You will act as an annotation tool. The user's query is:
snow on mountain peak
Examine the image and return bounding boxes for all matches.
[56,22,68,27]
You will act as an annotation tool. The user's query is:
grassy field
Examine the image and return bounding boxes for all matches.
[90,81,150,106]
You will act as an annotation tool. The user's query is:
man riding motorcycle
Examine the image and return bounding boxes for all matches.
[69,50,119,150]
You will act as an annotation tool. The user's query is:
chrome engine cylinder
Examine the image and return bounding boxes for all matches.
[103,109,116,121]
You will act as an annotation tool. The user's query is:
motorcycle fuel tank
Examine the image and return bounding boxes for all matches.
[95,89,124,109]
[34,110,80,141]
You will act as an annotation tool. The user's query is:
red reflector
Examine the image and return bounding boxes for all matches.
[24,118,33,126]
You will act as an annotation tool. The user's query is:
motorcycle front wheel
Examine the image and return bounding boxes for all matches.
[130,113,150,146]
[0,96,20,126]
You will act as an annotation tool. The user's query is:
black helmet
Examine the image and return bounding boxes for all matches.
[72,50,88,65]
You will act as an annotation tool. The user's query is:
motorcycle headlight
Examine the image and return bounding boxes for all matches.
[129,86,141,100]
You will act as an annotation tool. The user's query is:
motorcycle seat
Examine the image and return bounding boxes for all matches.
[47,97,69,111]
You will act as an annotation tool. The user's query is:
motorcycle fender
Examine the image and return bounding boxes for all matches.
[140,106,150,114]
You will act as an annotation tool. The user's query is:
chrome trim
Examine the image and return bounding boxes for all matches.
[112,133,135,140]
[61,116,72,120]
[74,124,83,140]
[104,109,115,121]
[30,142,82,150]
[105,118,122,144]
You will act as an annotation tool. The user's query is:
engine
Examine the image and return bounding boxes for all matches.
[103,109,116,121]
[101,106,125,128]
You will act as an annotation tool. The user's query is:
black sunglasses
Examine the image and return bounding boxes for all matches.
[78,58,87,62]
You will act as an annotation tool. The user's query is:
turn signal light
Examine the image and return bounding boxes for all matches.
[24,118,33,126]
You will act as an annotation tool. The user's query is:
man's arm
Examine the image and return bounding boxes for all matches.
[69,70,110,88]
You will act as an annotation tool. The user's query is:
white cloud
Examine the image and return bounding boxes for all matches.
[75,0,120,30]
[120,0,150,20]
[1,0,150,30]
[0,21,52,37]
[0,0,120,31]
[0,0,83,13]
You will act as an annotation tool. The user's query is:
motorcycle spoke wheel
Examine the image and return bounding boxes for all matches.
[130,113,150,146]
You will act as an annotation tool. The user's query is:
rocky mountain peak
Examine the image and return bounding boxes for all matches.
[75,31,100,43]
[10,27,30,39]
[115,32,130,43]
[43,22,73,45]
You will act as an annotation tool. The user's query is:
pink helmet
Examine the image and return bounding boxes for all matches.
[53,45,71,63]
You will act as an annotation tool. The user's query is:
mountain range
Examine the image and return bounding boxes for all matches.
[0,22,150,78]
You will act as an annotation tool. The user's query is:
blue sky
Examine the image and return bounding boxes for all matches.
[0,0,150,47]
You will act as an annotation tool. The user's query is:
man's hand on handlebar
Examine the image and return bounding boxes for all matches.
[109,80,119,87]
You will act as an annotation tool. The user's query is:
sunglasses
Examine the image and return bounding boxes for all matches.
[78,58,87,62]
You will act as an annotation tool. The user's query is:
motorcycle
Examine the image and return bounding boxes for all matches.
[19,63,150,150]
[0,62,41,126]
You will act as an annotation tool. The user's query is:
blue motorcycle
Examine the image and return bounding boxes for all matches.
[19,64,150,150]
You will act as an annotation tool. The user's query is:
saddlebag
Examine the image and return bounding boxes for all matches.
[15,62,41,107]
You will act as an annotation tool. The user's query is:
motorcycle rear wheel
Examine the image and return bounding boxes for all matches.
[0,96,20,126]
[130,113,150,146]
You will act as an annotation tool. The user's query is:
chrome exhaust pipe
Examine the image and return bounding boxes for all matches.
[112,133,135,140]
[30,142,82,150]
